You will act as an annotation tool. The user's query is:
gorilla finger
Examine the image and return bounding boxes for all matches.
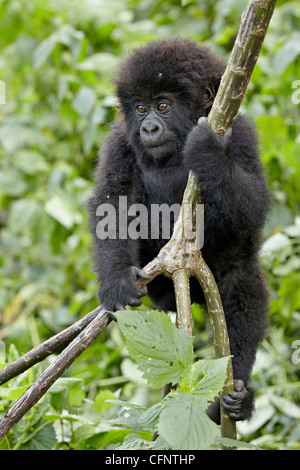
[227,390,243,399]
[222,396,237,406]
[224,127,232,141]
[138,285,148,297]
[197,116,208,126]
[223,127,232,155]
[133,267,149,279]
[234,379,245,392]
[128,298,143,307]
[227,412,242,420]
[221,401,240,412]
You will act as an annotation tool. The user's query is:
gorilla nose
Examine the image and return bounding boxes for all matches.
[140,119,163,145]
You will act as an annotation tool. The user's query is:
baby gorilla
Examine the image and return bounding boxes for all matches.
[89,39,270,422]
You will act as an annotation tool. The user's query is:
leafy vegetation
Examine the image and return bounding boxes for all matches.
[0,0,299,450]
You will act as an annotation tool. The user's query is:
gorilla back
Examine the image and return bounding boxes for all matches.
[89,39,270,422]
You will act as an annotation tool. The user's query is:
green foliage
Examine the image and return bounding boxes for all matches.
[0,333,133,450]
[0,0,299,450]
[116,309,195,387]
[114,309,231,450]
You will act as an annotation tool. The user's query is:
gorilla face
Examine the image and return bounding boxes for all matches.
[128,87,216,162]
[114,39,224,164]
[135,95,178,159]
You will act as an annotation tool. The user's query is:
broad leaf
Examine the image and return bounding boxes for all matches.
[108,401,163,433]
[158,393,219,450]
[72,86,97,117]
[115,310,195,388]
[179,357,230,401]
[115,433,152,450]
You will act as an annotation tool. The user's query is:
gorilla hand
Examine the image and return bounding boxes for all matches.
[184,116,233,189]
[221,380,254,421]
[100,266,148,314]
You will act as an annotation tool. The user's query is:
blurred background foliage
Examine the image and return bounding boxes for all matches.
[0,0,299,450]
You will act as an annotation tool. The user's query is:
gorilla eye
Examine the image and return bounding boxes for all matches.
[137,105,148,114]
[157,102,168,112]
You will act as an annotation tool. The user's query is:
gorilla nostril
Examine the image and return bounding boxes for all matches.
[141,121,160,136]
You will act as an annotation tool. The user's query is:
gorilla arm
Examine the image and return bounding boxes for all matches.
[88,125,147,312]
[184,116,270,236]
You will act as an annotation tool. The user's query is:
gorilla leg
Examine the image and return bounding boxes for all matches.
[207,265,268,422]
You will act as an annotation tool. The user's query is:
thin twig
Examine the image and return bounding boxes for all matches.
[0,306,102,386]
[0,309,111,440]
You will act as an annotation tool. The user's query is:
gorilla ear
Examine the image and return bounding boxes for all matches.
[204,82,216,112]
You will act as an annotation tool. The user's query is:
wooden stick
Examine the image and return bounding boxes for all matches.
[173,269,193,337]
[0,309,111,440]
[0,306,102,385]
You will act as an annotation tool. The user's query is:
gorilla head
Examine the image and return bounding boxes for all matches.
[114,39,226,162]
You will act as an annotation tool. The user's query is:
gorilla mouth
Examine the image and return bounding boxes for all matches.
[145,140,175,158]
[146,141,168,148]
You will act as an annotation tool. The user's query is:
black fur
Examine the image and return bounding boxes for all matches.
[88,39,270,421]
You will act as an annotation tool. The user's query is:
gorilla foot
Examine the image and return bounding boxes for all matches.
[221,379,254,421]
[206,380,254,423]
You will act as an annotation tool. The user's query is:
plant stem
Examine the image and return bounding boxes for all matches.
[173,269,193,337]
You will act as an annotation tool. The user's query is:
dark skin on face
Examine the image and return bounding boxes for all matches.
[89,39,270,424]
[135,86,215,160]
[137,96,177,158]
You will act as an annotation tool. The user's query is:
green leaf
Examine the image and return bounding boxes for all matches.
[284,217,300,237]
[72,86,97,117]
[76,52,119,74]
[8,199,40,233]
[115,310,195,388]
[0,169,28,196]
[49,377,82,393]
[256,116,287,158]
[44,194,83,229]
[179,357,229,401]
[13,150,49,175]
[115,433,152,450]
[270,395,300,419]
[106,400,146,411]
[93,390,117,414]
[0,122,48,153]
[158,393,219,450]
[139,402,165,431]
[34,24,84,68]
[273,33,300,76]
[33,36,56,68]
[86,430,133,449]
[261,233,290,255]
[109,407,146,432]
[73,424,96,443]
[68,382,85,407]
[214,437,260,450]
[108,401,163,433]
[22,422,57,450]
[8,386,28,401]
